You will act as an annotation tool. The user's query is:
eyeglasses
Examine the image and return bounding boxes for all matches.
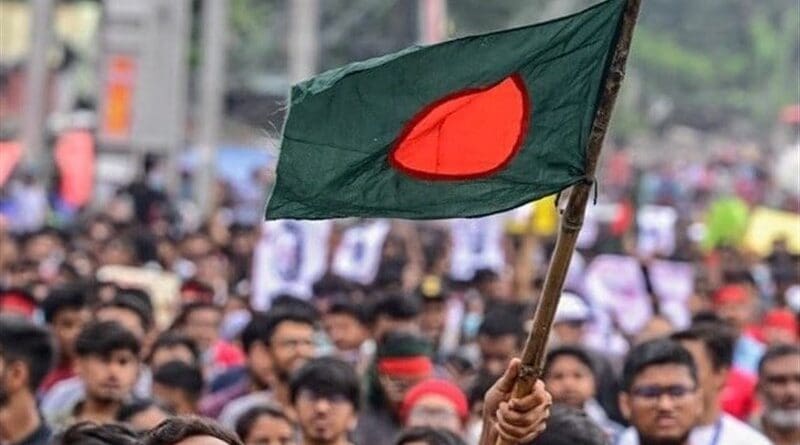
[630,385,696,401]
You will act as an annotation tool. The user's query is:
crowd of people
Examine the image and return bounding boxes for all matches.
[0,139,798,445]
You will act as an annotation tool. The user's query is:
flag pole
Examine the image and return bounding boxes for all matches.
[494,0,641,443]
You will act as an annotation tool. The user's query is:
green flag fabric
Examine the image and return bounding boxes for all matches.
[266,0,626,220]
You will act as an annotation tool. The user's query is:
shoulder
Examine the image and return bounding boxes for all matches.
[721,414,772,445]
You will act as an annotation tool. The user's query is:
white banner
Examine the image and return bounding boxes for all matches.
[449,215,505,281]
[332,219,391,285]
[637,205,678,257]
[251,220,332,310]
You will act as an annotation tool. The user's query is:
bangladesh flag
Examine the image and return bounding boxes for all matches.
[266,0,627,220]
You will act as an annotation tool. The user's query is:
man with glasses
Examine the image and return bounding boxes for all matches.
[290,356,361,445]
[616,338,703,445]
[213,301,318,428]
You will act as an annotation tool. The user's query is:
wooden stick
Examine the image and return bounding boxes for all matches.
[494,0,641,443]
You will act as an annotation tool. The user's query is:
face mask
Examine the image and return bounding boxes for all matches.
[462,313,482,339]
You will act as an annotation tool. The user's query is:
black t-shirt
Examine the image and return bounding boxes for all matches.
[13,422,51,445]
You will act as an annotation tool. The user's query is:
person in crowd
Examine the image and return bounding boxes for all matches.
[57,421,141,445]
[0,315,55,445]
[152,361,204,415]
[235,404,298,445]
[476,307,525,381]
[144,416,243,445]
[173,302,245,378]
[522,405,608,445]
[368,293,422,341]
[48,320,141,429]
[755,344,800,445]
[148,332,201,370]
[117,398,173,432]
[213,303,318,428]
[417,275,452,358]
[95,289,155,352]
[322,300,371,370]
[39,284,92,393]
[394,426,466,445]
[542,345,622,440]
[357,331,435,444]
[400,378,469,436]
[616,338,702,445]
[289,356,360,445]
[672,322,771,445]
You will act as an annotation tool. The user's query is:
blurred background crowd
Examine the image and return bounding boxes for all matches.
[1,1,799,445]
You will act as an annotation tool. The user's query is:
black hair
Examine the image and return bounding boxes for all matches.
[271,294,321,319]
[289,356,361,411]
[98,291,154,332]
[174,302,222,328]
[240,306,317,353]
[671,321,736,371]
[235,404,295,441]
[0,315,54,391]
[41,284,89,323]
[153,361,204,402]
[58,422,141,445]
[478,307,525,344]
[75,320,141,358]
[758,343,800,375]
[394,426,467,445]
[144,416,243,445]
[148,331,200,365]
[116,398,174,423]
[367,293,421,325]
[523,405,608,445]
[544,346,596,378]
[621,338,697,392]
[328,300,369,325]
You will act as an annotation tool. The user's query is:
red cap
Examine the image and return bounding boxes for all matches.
[763,309,798,336]
[401,378,469,423]
[713,285,749,305]
[0,290,37,318]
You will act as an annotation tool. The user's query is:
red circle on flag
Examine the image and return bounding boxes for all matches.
[390,73,530,180]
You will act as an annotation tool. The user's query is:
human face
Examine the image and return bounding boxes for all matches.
[52,307,91,361]
[152,382,194,415]
[247,342,274,390]
[544,355,596,410]
[77,350,139,403]
[478,335,518,379]
[269,321,315,381]
[420,302,447,342]
[379,373,429,409]
[620,364,701,445]
[759,353,800,425]
[679,339,725,423]
[405,394,463,434]
[294,389,356,444]
[323,313,368,352]
[553,320,585,345]
[184,308,222,352]
[244,414,296,445]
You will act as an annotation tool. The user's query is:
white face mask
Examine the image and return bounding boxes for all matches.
[765,408,800,430]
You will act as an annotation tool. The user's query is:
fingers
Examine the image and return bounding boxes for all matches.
[493,358,521,394]
[509,380,553,412]
[495,405,548,444]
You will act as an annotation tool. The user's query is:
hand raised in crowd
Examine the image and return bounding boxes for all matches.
[480,358,552,445]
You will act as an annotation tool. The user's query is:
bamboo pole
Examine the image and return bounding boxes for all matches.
[495,0,642,443]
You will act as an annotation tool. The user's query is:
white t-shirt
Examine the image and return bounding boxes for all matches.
[689,414,772,445]
[615,414,773,445]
